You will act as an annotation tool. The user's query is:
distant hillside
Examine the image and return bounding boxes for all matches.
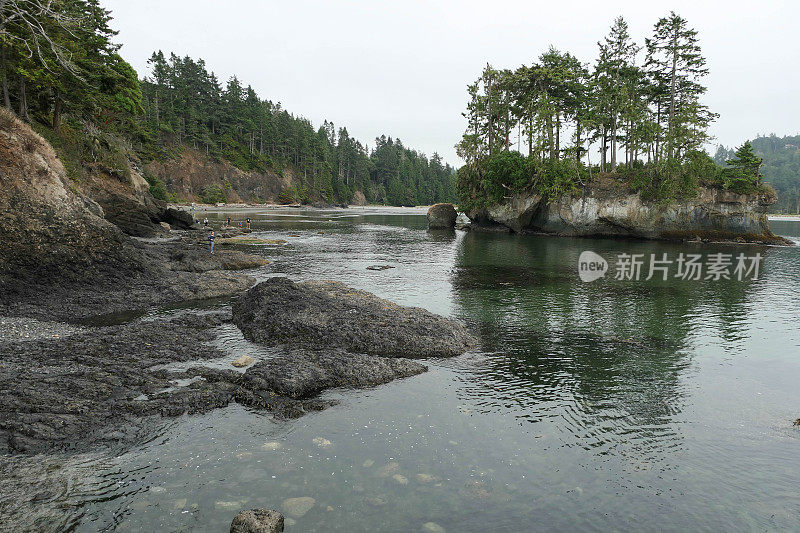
[138,52,457,206]
[716,135,800,213]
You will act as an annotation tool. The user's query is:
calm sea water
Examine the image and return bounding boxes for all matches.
[4,209,800,532]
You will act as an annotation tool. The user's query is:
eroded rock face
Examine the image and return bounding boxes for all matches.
[230,509,284,533]
[232,277,477,358]
[163,207,196,229]
[0,111,259,319]
[81,172,197,237]
[146,148,291,204]
[427,203,458,229]
[0,110,152,297]
[352,190,367,206]
[466,185,789,244]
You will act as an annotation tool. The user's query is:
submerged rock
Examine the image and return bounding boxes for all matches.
[427,203,458,229]
[364,495,388,507]
[376,462,400,478]
[392,474,409,485]
[422,522,446,533]
[232,277,476,358]
[282,496,315,518]
[230,508,284,533]
[216,501,242,510]
[312,437,332,448]
[232,355,255,368]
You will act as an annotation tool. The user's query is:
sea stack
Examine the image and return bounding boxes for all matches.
[427,203,458,229]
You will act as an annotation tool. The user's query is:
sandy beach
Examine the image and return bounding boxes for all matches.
[172,203,431,216]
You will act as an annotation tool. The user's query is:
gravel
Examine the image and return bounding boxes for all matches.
[0,316,83,342]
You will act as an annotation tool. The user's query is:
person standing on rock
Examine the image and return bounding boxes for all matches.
[208,231,216,254]
[203,217,208,227]
[246,217,251,230]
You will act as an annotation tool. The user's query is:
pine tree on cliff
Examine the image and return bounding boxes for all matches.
[644,12,717,161]
[726,141,763,186]
[537,48,587,165]
[594,16,640,171]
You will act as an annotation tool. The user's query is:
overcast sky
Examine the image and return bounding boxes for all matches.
[105,0,800,166]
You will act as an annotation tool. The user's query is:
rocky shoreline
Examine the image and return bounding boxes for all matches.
[0,113,476,461]
[464,182,793,245]
[0,271,475,454]
[0,231,260,321]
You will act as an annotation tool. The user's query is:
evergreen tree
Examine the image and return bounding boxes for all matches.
[455,12,735,208]
[725,141,762,184]
[645,12,717,159]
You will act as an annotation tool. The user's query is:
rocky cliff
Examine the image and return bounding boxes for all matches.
[466,182,789,244]
[0,110,257,318]
[76,160,195,237]
[145,149,293,204]
[0,110,151,295]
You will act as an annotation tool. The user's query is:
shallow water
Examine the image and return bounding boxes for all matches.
[4,208,800,532]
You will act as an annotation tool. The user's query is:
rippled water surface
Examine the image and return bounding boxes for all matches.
[5,208,800,532]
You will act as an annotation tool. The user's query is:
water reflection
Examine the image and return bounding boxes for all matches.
[449,231,772,465]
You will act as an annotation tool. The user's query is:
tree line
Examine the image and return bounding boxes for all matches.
[456,12,765,209]
[717,135,800,213]
[140,52,456,205]
[0,0,142,132]
[0,0,455,206]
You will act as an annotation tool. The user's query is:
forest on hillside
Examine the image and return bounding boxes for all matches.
[0,0,456,206]
[456,13,768,210]
[139,52,456,206]
[716,135,800,213]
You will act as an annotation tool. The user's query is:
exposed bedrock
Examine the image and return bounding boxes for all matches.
[232,277,477,358]
[466,185,790,244]
[0,110,263,320]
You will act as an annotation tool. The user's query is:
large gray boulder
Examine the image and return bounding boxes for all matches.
[241,349,427,399]
[232,277,476,358]
[230,508,284,533]
[427,203,458,229]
